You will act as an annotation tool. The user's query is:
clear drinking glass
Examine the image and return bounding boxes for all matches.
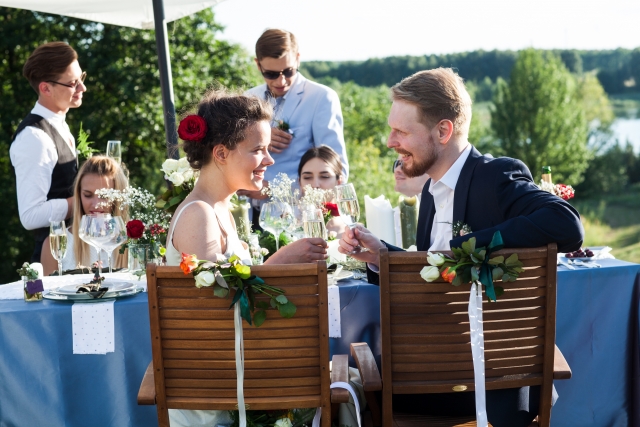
[334,183,368,253]
[259,201,293,252]
[78,214,102,270]
[49,220,68,276]
[88,215,127,273]
[302,208,328,240]
[106,140,122,164]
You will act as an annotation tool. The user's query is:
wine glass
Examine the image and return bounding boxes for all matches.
[302,208,328,240]
[49,220,68,276]
[106,140,122,164]
[88,215,127,274]
[79,214,103,271]
[286,201,306,241]
[334,183,368,253]
[259,201,293,252]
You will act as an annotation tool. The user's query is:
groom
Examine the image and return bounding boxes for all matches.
[339,68,583,427]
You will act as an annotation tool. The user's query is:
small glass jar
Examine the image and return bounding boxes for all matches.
[248,233,264,265]
[23,276,43,302]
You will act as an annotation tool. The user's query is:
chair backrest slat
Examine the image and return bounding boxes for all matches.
[147,262,330,415]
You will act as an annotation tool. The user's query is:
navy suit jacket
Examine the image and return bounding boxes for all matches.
[371,147,584,282]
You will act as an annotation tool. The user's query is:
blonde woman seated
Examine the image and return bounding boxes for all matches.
[41,156,129,275]
[298,145,347,238]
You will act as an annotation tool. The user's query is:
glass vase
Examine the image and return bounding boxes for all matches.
[128,243,155,271]
[23,276,43,302]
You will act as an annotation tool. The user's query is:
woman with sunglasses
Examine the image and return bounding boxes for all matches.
[240,29,349,229]
[10,42,87,262]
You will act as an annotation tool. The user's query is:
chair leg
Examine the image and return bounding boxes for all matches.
[365,391,382,427]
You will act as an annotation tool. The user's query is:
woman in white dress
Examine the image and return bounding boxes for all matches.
[41,156,129,275]
[165,90,328,427]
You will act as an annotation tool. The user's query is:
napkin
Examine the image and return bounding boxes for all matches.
[72,300,115,354]
[327,285,341,338]
[327,239,347,263]
[393,207,402,248]
[364,195,396,245]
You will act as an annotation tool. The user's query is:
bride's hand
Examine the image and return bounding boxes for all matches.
[264,238,328,264]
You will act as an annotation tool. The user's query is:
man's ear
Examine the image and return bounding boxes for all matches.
[436,120,454,145]
[38,82,51,98]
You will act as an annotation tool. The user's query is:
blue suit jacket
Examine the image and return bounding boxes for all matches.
[245,73,348,182]
[371,147,584,282]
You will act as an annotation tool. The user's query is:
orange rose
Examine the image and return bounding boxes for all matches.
[180,253,199,275]
[441,266,456,283]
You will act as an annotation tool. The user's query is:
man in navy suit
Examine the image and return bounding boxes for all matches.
[339,68,583,427]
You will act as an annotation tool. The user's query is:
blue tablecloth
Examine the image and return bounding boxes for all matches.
[0,259,638,427]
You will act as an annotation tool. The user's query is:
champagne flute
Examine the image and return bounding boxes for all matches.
[302,208,328,240]
[334,183,368,253]
[106,140,122,164]
[259,201,293,252]
[49,220,68,276]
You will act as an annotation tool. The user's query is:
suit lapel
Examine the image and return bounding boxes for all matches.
[280,74,305,122]
[416,180,435,250]
[452,146,483,225]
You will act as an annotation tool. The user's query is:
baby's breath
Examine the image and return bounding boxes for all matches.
[300,185,331,210]
[262,173,294,204]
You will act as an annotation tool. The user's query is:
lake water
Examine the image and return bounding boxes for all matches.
[611,118,640,152]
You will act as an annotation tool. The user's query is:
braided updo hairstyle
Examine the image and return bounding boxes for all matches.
[181,89,273,170]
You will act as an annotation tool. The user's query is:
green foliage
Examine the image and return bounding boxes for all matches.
[576,142,640,197]
[75,123,99,160]
[0,7,260,283]
[491,49,591,185]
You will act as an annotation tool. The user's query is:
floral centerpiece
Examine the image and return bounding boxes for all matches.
[179,252,296,327]
[299,185,336,225]
[17,262,43,302]
[156,157,199,214]
[538,166,575,201]
[96,186,171,269]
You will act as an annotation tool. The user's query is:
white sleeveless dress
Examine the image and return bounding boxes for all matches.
[165,200,250,427]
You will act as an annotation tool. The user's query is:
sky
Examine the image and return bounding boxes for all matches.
[213,0,640,61]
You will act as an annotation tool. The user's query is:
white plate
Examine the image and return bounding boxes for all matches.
[44,286,142,302]
[53,279,136,296]
[330,270,354,282]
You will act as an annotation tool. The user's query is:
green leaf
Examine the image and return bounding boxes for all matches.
[245,275,265,285]
[452,275,462,286]
[502,273,511,282]
[253,310,266,327]
[239,291,252,325]
[471,267,480,282]
[470,253,482,263]
[155,200,166,208]
[495,286,505,297]
[452,247,465,260]
[477,249,486,260]
[492,267,504,281]
[229,289,243,309]
[270,298,277,308]
[247,286,255,311]
[489,256,504,266]
[168,195,184,207]
[277,300,297,318]
[461,239,473,254]
[505,253,520,267]
[256,301,269,310]
[275,295,288,304]
[175,185,183,195]
[213,284,229,298]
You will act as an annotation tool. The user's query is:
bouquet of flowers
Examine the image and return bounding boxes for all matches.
[96,186,170,260]
[299,185,336,225]
[420,231,524,301]
[156,157,199,213]
[179,252,296,327]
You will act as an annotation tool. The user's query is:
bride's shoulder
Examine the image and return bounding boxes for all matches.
[172,200,218,231]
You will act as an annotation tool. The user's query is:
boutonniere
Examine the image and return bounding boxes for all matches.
[452,221,472,238]
[277,120,294,137]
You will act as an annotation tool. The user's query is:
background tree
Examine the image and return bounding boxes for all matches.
[0,7,260,283]
[491,49,590,184]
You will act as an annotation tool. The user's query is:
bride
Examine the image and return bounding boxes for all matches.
[165,89,328,427]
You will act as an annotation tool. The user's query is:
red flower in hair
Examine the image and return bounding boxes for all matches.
[178,115,208,141]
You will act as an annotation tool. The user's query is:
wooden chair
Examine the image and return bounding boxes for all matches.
[138,262,350,427]
[350,245,572,427]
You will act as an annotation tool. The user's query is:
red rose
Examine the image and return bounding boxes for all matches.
[441,267,456,283]
[126,219,145,239]
[323,202,340,217]
[178,115,208,141]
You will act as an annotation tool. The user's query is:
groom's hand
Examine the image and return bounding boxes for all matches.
[338,224,385,266]
[269,127,293,153]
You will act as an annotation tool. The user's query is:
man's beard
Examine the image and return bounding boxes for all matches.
[397,135,437,178]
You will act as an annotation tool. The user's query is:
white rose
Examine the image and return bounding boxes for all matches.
[260,247,269,256]
[427,252,445,266]
[182,168,194,182]
[177,157,190,170]
[194,271,215,288]
[274,419,292,427]
[169,171,185,187]
[420,266,440,282]
[161,159,179,175]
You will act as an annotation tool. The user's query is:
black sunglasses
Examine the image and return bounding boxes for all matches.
[46,71,87,89]
[393,159,402,172]
[259,66,298,80]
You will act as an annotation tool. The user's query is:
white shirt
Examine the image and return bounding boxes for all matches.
[9,102,76,230]
[428,145,472,251]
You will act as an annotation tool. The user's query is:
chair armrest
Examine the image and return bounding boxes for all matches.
[350,342,382,392]
[137,361,157,405]
[331,354,350,403]
[553,345,572,380]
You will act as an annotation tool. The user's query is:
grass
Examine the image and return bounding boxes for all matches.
[569,184,640,263]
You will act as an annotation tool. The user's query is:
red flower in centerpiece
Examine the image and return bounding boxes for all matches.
[555,184,575,201]
[126,219,145,239]
[178,115,208,141]
[149,223,166,237]
[323,202,340,217]
[180,253,199,275]
[441,267,456,283]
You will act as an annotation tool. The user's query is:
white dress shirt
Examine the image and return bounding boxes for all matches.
[428,145,472,251]
[9,102,76,230]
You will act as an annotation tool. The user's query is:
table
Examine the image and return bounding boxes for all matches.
[0,260,638,426]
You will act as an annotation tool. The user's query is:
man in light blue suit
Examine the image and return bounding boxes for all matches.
[240,29,348,212]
